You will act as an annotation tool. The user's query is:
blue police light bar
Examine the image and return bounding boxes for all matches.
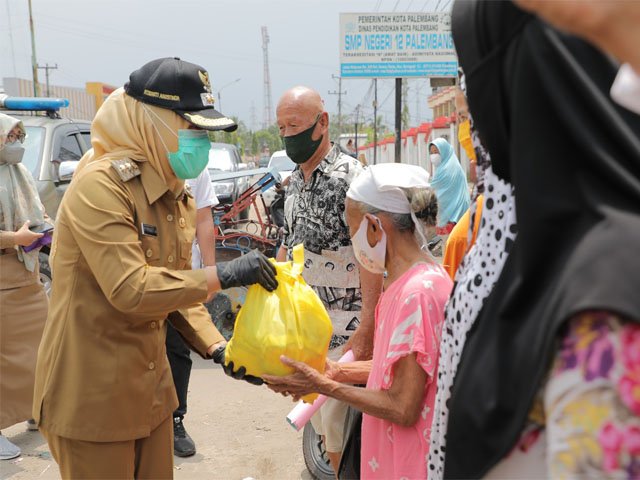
[0,97,70,111]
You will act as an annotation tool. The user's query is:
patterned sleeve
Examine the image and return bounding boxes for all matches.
[380,290,442,390]
[281,193,294,249]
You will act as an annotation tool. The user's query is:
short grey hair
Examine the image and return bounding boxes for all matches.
[359,203,414,232]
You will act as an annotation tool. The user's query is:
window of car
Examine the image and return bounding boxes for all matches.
[79,132,92,151]
[58,134,83,162]
[269,154,295,172]
[22,126,45,176]
[208,148,235,172]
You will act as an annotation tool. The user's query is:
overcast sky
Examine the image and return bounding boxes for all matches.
[1,0,450,130]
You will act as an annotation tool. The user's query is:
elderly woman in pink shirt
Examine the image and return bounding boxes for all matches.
[266,164,452,480]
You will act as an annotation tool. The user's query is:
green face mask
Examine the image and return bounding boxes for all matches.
[168,129,210,179]
[144,104,211,180]
[283,114,323,165]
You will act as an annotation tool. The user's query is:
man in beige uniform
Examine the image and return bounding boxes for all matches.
[32,58,277,479]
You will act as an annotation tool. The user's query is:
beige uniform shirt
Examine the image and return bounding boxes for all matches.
[33,158,223,442]
[0,233,40,289]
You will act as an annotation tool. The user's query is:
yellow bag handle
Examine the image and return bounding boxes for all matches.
[291,244,304,276]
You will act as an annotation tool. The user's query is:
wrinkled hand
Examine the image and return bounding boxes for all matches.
[324,359,342,382]
[211,345,264,386]
[217,250,278,292]
[14,221,43,247]
[263,356,332,402]
[343,325,374,361]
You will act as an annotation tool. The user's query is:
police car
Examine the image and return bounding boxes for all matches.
[0,95,92,294]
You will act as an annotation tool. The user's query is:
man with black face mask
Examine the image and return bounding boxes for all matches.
[275,86,382,475]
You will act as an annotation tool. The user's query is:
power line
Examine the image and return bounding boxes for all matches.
[378,87,396,110]
[37,17,335,71]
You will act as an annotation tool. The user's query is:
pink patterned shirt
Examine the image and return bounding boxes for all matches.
[361,263,452,480]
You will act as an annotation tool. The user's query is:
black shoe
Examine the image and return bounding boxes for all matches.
[173,417,196,457]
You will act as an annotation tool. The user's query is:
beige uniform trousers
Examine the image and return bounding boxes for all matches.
[41,414,173,480]
[0,251,48,430]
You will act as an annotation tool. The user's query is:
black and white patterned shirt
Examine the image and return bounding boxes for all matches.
[283,144,364,347]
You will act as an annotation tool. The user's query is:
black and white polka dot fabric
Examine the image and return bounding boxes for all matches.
[427,86,518,477]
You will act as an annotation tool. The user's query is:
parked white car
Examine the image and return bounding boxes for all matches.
[262,150,295,209]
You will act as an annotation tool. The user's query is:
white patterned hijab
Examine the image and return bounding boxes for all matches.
[0,113,45,271]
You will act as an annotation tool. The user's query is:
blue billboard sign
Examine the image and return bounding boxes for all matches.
[340,13,458,78]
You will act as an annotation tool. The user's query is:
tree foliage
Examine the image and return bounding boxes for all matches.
[208,119,282,161]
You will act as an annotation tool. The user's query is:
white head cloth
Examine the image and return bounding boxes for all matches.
[346,163,430,213]
[347,163,432,248]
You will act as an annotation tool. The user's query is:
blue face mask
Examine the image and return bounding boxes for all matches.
[168,129,210,179]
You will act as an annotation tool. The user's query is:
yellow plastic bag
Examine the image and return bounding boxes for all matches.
[224,244,333,402]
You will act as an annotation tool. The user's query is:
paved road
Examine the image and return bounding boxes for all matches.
[0,357,310,480]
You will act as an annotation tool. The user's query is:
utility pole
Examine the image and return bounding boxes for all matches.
[354,105,360,153]
[6,0,17,76]
[402,78,410,130]
[250,102,257,131]
[28,0,40,97]
[373,79,378,165]
[416,80,422,124]
[395,78,402,163]
[328,74,347,135]
[37,63,58,97]
[261,26,273,129]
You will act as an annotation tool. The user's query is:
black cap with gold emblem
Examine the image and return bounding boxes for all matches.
[124,57,238,132]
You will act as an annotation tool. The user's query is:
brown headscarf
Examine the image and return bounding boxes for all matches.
[76,87,191,194]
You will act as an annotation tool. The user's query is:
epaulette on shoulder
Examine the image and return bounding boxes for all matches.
[110,159,141,182]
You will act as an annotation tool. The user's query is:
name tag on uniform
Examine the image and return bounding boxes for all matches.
[141,223,158,237]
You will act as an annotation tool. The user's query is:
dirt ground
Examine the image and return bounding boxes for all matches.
[0,357,311,480]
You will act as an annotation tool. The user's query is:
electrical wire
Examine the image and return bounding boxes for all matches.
[36,15,335,71]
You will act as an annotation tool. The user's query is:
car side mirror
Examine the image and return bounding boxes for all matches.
[57,160,78,184]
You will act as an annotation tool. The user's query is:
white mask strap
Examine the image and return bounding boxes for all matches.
[142,104,174,154]
[412,211,436,261]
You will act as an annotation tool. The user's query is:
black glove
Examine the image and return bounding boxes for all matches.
[211,345,264,386]
[217,250,278,292]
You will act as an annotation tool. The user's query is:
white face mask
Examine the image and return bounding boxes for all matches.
[351,216,387,274]
[430,153,441,167]
[0,142,25,165]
